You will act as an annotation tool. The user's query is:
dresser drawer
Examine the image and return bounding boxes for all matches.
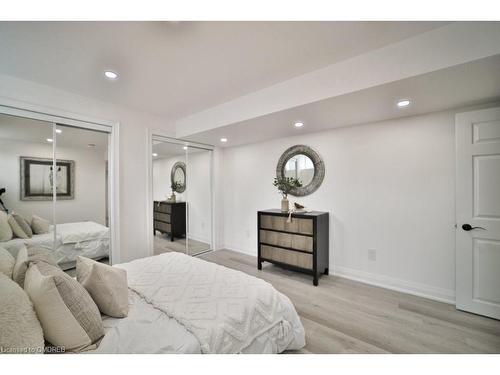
[154,212,171,223]
[260,214,313,235]
[155,203,172,214]
[260,245,313,270]
[260,230,313,252]
[154,221,171,233]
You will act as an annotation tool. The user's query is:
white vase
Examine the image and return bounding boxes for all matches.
[281,197,289,212]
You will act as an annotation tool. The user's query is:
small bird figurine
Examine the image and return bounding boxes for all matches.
[294,202,305,210]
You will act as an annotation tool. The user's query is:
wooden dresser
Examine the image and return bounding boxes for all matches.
[258,209,329,286]
[154,201,186,241]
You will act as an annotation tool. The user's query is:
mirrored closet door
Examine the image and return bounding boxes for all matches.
[151,136,213,256]
[0,110,113,271]
[53,124,111,269]
[0,113,57,255]
[185,145,212,256]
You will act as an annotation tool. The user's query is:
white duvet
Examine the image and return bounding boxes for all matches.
[93,252,305,354]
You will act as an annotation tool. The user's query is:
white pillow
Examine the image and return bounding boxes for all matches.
[31,215,50,235]
[0,211,13,241]
[8,214,29,239]
[24,262,104,352]
[12,245,58,288]
[0,246,16,278]
[0,272,44,354]
[76,256,129,318]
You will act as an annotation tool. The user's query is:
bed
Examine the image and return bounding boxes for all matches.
[0,221,109,270]
[90,252,306,354]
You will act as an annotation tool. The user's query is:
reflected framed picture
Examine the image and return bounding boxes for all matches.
[20,157,75,201]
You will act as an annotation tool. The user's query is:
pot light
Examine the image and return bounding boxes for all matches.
[294,122,304,128]
[183,146,188,150]
[397,99,411,108]
[220,138,228,143]
[55,129,62,134]
[152,153,158,157]
[104,70,118,80]
[87,143,96,148]
[46,138,53,143]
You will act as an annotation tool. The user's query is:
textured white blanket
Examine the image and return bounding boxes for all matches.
[117,252,305,353]
[56,222,109,244]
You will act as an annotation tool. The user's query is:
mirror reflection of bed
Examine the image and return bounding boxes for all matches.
[0,113,111,272]
[152,139,212,256]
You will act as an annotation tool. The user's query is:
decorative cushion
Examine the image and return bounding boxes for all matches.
[76,256,129,318]
[12,245,58,288]
[0,246,16,278]
[8,214,29,239]
[31,215,50,235]
[24,262,104,352]
[12,212,33,238]
[0,272,45,354]
[0,211,13,241]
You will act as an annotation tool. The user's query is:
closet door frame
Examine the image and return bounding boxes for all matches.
[0,102,121,264]
[147,130,215,257]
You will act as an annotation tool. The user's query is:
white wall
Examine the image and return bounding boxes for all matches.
[153,150,212,243]
[221,110,457,302]
[0,138,106,225]
[0,73,174,263]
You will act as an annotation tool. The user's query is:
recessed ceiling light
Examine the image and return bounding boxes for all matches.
[220,138,228,143]
[183,146,188,150]
[104,70,118,80]
[152,153,158,157]
[397,99,411,108]
[294,122,304,128]
[46,138,53,143]
[87,143,96,148]
[55,129,62,134]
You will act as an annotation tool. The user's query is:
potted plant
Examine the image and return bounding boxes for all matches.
[273,177,302,212]
[168,181,184,203]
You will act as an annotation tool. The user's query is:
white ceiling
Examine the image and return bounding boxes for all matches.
[0,114,109,150]
[0,21,448,120]
[152,140,208,159]
[186,54,500,147]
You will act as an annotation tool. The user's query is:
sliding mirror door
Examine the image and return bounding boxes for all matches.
[53,124,111,270]
[0,113,56,257]
[185,145,213,256]
[152,139,188,254]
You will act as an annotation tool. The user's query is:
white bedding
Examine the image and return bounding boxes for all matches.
[0,221,109,268]
[56,221,109,245]
[92,253,305,354]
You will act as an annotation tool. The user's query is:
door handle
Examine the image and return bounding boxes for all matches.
[462,224,486,231]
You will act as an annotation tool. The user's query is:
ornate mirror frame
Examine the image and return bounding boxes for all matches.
[170,161,186,193]
[276,145,325,196]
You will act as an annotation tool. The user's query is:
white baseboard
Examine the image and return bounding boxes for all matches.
[223,246,455,304]
[222,244,256,257]
[333,265,455,304]
[187,233,211,244]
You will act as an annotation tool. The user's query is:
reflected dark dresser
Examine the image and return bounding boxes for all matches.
[257,209,329,286]
[154,201,186,241]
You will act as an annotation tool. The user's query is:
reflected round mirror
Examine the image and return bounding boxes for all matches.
[284,154,315,187]
[170,161,186,193]
[276,145,324,196]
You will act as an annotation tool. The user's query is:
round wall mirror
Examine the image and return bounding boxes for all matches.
[276,145,325,196]
[171,161,186,193]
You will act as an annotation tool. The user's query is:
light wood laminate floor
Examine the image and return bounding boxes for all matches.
[200,249,500,354]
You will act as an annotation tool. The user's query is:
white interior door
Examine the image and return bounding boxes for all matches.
[456,106,500,320]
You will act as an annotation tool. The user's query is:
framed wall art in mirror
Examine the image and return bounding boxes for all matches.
[276,145,325,196]
[171,161,186,193]
[20,157,75,201]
